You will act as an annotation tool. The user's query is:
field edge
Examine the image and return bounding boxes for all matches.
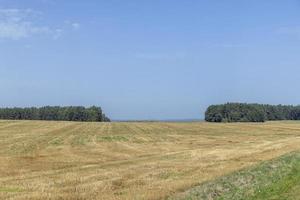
[169,151,300,200]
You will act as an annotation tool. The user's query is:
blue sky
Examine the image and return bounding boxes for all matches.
[1,0,300,120]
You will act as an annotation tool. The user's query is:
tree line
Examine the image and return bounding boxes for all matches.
[205,103,300,122]
[0,106,110,122]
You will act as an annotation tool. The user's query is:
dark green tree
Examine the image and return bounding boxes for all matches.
[0,106,110,122]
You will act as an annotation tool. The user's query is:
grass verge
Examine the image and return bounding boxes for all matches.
[170,151,300,200]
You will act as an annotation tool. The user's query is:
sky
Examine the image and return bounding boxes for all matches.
[1,0,300,120]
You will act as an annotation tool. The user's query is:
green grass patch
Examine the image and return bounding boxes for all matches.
[71,135,92,146]
[97,135,129,142]
[159,171,181,180]
[0,187,23,193]
[49,138,64,146]
[171,151,300,200]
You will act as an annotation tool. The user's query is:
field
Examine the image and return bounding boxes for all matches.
[0,120,300,199]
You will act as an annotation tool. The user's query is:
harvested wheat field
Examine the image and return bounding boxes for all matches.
[0,120,300,200]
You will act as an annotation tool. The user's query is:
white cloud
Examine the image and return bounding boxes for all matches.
[71,22,80,30]
[64,20,81,30]
[0,8,59,40]
[53,28,63,40]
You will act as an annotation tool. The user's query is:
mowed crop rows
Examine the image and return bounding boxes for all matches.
[0,121,300,200]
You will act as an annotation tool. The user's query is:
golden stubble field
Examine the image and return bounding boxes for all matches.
[0,120,300,200]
